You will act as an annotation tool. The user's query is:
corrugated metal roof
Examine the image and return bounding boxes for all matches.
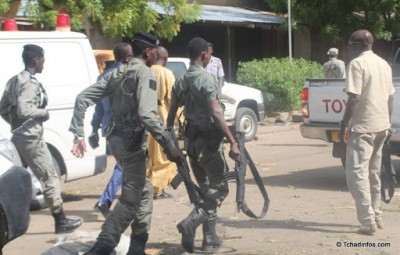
[148,3,284,25]
[17,1,284,25]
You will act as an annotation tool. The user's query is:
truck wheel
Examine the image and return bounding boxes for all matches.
[340,156,346,169]
[29,154,61,211]
[235,107,258,142]
[0,206,6,250]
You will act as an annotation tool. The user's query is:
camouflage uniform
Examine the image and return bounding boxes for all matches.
[173,65,229,217]
[323,57,346,78]
[69,58,173,251]
[0,70,63,213]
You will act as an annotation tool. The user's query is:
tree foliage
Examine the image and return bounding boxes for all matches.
[266,0,400,42]
[2,0,200,41]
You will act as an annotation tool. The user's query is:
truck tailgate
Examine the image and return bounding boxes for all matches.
[308,79,347,123]
[390,78,400,141]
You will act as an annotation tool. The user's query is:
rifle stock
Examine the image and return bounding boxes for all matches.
[224,132,270,219]
[166,127,202,209]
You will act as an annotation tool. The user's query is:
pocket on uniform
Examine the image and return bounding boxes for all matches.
[206,131,223,152]
[126,127,145,152]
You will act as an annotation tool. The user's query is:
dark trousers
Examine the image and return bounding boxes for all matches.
[96,134,153,248]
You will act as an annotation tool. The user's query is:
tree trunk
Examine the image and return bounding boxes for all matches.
[0,0,22,19]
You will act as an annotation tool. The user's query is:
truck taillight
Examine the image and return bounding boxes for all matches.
[301,88,309,119]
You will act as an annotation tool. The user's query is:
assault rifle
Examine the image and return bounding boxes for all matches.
[381,134,397,204]
[224,132,270,219]
[168,129,270,219]
[167,127,202,210]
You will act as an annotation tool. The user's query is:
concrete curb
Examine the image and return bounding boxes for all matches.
[257,121,301,134]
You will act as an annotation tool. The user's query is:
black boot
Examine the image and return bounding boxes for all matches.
[52,209,82,234]
[177,208,208,253]
[127,232,148,255]
[202,217,221,250]
[83,242,114,255]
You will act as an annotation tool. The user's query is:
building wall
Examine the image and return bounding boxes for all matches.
[162,22,288,82]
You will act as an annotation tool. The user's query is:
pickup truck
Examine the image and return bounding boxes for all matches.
[166,57,265,141]
[300,78,400,167]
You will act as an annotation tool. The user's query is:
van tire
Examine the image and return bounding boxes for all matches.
[235,107,258,142]
[30,154,61,211]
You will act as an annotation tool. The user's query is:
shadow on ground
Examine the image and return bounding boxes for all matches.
[220,218,356,234]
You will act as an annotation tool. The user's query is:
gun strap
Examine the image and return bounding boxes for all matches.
[238,147,270,219]
[380,141,397,204]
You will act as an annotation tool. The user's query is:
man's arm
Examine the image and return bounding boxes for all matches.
[167,96,180,128]
[137,71,180,162]
[17,81,47,120]
[217,59,225,97]
[69,76,110,158]
[0,88,11,124]
[388,95,393,123]
[91,101,104,131]
[165,69,175,111]
[209,99,240,161]
[136,73,165,142]
[217,77,224,97]
[339,92,359,144]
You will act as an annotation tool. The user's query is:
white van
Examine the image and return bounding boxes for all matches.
[0,32,107,194]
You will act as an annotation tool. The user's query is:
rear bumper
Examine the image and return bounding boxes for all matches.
[301,123,400,156]
[300,123,338,142]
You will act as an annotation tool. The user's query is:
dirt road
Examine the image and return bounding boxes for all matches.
[3,122,400,255]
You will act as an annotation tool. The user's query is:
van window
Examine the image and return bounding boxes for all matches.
[38,42,92,108]
[0,42,92,109]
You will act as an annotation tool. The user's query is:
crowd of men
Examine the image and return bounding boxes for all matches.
[0,28,394,254]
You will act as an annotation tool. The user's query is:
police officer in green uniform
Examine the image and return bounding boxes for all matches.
[167,37,240,253]
[69,33,180,255]
[0,44,82,234]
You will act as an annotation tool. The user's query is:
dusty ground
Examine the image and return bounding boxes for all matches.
[3,121,400,255]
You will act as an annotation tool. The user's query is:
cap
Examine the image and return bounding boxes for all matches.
[132,32,159,48]
[327,48,339,56]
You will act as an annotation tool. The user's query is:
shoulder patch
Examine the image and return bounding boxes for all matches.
[149,80,157,91]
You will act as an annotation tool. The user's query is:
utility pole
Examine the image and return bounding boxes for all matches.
[288,0,292,63]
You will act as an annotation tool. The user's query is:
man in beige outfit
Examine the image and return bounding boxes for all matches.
[147,46,177,198]
[340,30,395,235]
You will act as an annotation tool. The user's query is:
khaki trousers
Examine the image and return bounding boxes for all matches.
[11,134,63,213]
[345,130,387,225]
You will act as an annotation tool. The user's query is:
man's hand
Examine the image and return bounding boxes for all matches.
[71,138,87,158]
[88,130,99,149]
[339,121,348,145]
[165,146,181,163]
[43,110,50,121]
[228,142,240,161]
[39,110,50,122]
[385,128,393,143]
[164,135,181,163]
